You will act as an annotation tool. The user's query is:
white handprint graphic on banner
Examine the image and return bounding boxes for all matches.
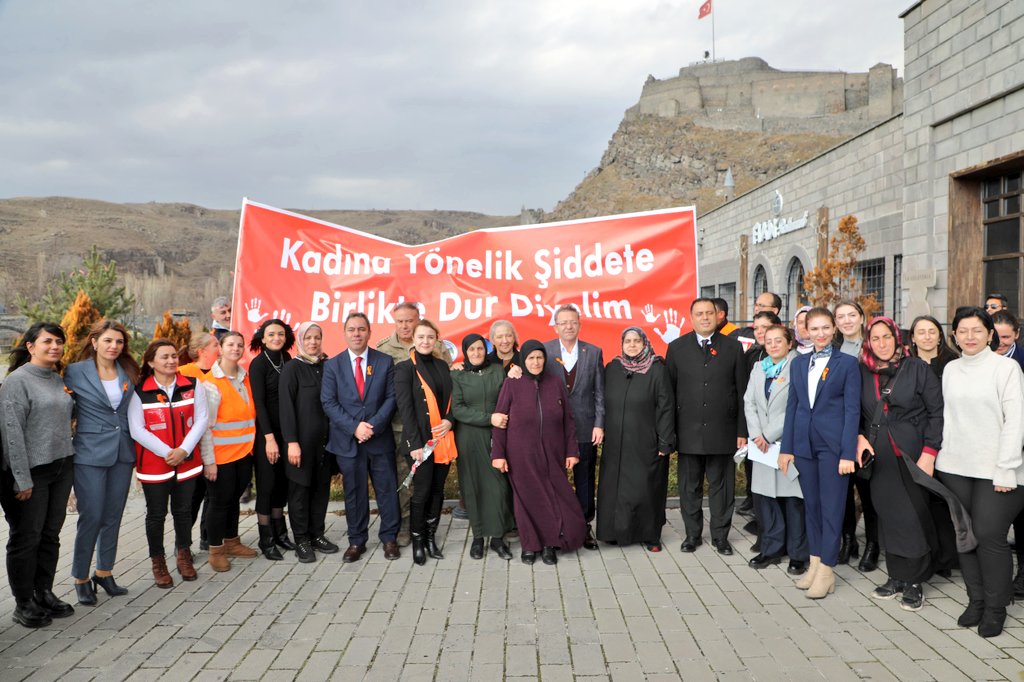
[244,298,269,324]
[652,308,684,344]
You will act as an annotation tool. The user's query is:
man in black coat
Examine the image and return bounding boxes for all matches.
[666,298,748,555]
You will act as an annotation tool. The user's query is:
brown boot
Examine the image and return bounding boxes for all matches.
[176,548,197,581]
[208,544,231,572]
[796,556,821,590]
[806,564,835,599]
[224,536,258,558]
[151,556,174,588]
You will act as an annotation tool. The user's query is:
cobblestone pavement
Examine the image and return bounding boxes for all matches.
[2,498,1024,681]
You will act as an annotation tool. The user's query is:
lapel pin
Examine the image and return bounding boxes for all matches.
[822,368,830,382]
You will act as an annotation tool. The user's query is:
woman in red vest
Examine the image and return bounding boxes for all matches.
[128,339,210,588]
[202,331,258,571]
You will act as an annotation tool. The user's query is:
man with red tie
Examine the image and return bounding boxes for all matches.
[321,312,402,562]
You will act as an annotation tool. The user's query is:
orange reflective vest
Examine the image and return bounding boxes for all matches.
[135,374,204,483]
[205,371,256,465]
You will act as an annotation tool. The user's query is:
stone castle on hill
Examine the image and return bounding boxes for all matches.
[629,57,903,135]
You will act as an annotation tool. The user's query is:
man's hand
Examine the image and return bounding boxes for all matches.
[736,437,747,449]
[355,422,374,443]
[507,365,523,379]
[592,427,604,446]
[491,413,508,429]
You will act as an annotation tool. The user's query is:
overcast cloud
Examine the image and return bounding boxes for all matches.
[0,0,904,215]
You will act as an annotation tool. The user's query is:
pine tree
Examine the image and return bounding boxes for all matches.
[802,214,880,316]
[17,245,137,325]
[153,311,192,354]
[60,290,102,365]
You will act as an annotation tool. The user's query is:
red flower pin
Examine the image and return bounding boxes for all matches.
[710,348,717,357]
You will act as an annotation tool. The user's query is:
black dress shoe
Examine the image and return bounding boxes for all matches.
[713,540,733,556]
[742,519,759,535]
[751,539,762,553]
[75,582,97,606]
[787,560,807,575]
[583,525,598,550]
[33,590,74,618]
[490,538,513,560]
[295,540,317,563]
[857,541,880,572]
[311,536,340,554]
[521,550,537,565]
[680,537,702,553]
[12,599,51,628]
[470,537,485,560]
[92,574,128,596]
[747,553,782,569]
[541,547,558,565]
[736,497,755,518]
[937,568,954,580]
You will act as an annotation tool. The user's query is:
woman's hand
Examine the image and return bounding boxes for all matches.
[492,458,508,473]
[288,443,301,467]
[265,434,279,464]
[856,435,874,466]
[565,456,579,471]
[411,448,424,463]
[491,413,508,429]
[753,436,770,452]
[916,453,935,477]
[995,485,1015,493]
[204,464,218,482]
[658,451,666,458]
[431,419,452,439]
[14,487,32,502]
[507,365,523,379]
[450,361,464,371]
[838,459,856,475]
[778,453,794,475]
[165,448,188,467]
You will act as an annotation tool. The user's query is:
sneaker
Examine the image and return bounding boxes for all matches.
[899,583,924,611]
[871,578,905,600]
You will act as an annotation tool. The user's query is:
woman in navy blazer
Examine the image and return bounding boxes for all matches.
[781,307,861,599]
[63,320,140,606]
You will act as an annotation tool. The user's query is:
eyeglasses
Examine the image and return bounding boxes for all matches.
[985,304,1002,309]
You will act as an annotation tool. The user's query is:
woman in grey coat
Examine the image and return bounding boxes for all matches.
[63,320,140,605]
[743,324,808,575]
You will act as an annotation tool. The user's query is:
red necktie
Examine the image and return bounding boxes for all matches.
[355,356,365,399]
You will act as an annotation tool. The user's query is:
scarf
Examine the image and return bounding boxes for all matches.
[793,305,813,351]
[760,355,788,380]
[617,326,658,375]
[519,339,547,382]
[811,345,833,363]
[294,322,327,364]
[461,333,490,371]
[410,351,457,464]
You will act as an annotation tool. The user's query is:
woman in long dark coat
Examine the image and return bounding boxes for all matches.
[858,317,946,611]
[492,340,586,565]
[451,334,515,560]
[279,322,333,563]
[596,327,675,551]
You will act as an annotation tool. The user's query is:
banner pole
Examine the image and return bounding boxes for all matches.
[712,6,716,62]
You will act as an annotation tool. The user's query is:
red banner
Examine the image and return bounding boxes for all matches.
[231,200,698,362]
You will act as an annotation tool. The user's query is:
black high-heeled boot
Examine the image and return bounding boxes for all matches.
[425,517,444,559]
[978,606,1007,638]
[271,516,296,551]
[258,524,284,560]
[837,534,859,564]
[857,542,880,572]
[411,533,427,566]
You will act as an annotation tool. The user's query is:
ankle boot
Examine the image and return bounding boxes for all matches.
[806,564,835,599]
[796,556,820,590]
[837,534,859,564]
[271,516,295,551]
[425,517,443,559]
[224,536,258,558]
[176,547,198,581]
[151,556,174,588]
[979,606,1007,638]
[208,544,231,572]
[1014,558,1024,599]
[12,598,51,628]
[958,600,986,627]
[857,541,880,572]
[411,533,427,566]
[258,525,284,561]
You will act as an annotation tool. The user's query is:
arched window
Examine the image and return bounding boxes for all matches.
[753,265,768,300]
[785,258,806,321]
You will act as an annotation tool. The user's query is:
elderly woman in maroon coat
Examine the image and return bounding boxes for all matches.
[492,339,586,565]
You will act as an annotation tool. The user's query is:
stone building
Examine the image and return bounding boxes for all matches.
[696,0,1024,325]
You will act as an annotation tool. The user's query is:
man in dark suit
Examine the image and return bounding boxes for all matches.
[321,312,402,562]
[544,304,604,550]
[666,297,748,555]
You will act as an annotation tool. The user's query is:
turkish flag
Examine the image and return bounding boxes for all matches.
[698,0,712,19]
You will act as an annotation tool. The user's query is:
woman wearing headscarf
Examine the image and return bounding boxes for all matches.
[486,320,522,375]
[395,319,458,566]
[248,319,296,560]
[792,306,813,355]
[450,333,515,560]
[596,328,675,551]
[63,320,140,605]
[491,340,586,565]
[0,323,76,628]
[279,322,333,563]
[857,317,946,611]
[908,315,959,380]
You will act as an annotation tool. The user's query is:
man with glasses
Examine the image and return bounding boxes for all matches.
[544,305,604,550]
[985,293,1009,315]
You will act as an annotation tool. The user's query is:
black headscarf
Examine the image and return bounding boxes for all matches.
[519,339,547,382]
[461,333,489,372]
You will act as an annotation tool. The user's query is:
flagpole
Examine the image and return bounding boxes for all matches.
[711,4,716,61]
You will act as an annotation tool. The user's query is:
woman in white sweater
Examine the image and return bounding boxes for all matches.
[936,306,1024,638]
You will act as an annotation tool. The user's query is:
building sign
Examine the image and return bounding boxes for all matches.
[752,210,810,245]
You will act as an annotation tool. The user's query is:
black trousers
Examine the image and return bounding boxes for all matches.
[410,459,450,535]
[939,471,1024,608]
[207,457,253,546]
[190,475,209,543]
[573,441,598,523]
[143,476,197,557]
[254,436,289,515]
[0,458,74,601]
[288,469,331,543]
[842,474,878,542]
[678,453,734,543]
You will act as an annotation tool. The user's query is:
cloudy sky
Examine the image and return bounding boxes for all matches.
[0,1,904,215]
